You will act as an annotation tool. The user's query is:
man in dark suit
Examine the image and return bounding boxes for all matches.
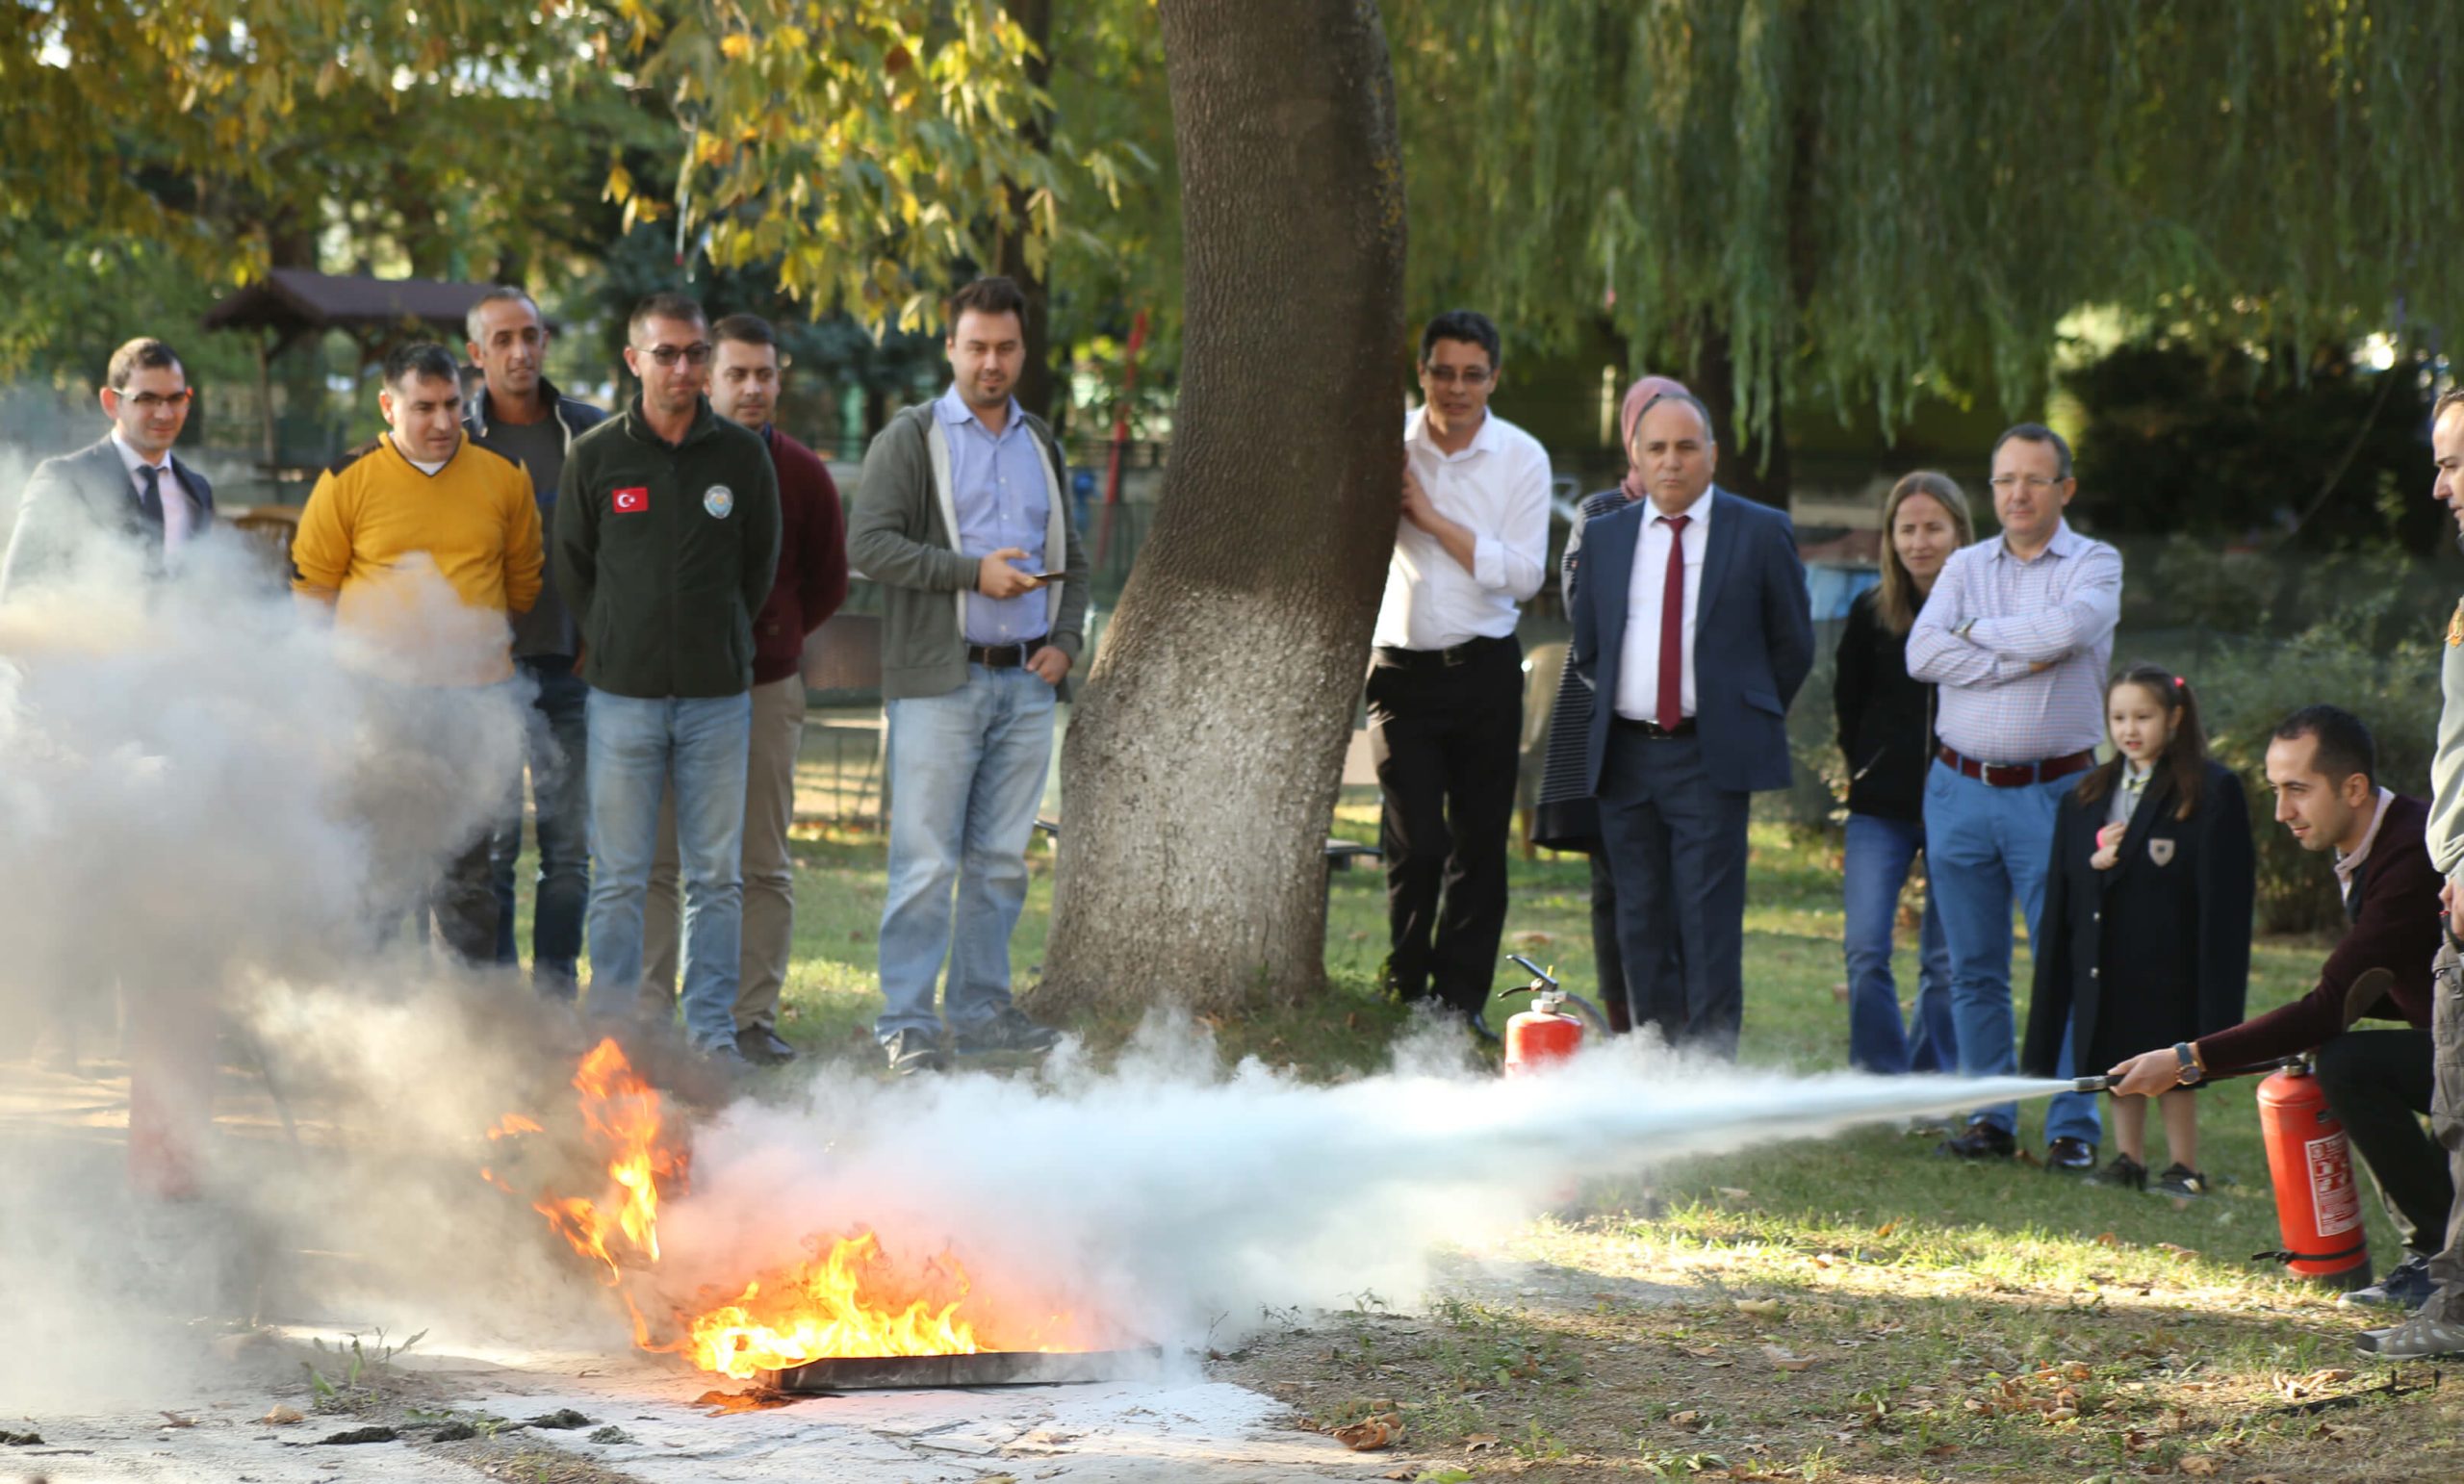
[0,337,216,600]
[1570,391,1813,1059]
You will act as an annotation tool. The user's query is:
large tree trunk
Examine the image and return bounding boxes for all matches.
[1031,0,1404,1015]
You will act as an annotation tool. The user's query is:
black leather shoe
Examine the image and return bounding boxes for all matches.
[1936,1121,2016,1160]
[2045,1137,2098,1173]
[737,1026,800,1065]
[884,1028,948,1076]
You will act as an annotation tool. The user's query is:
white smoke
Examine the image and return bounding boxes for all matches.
[0,477,2073,1416]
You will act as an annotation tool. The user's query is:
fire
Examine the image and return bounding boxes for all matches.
[486,1038,1083,1376]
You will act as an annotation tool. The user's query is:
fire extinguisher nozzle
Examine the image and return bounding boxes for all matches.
[2071,1075,2114,1094]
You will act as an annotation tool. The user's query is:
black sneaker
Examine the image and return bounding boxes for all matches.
[884,1028,948,1076]
[2092,1152,2148,1190]
[953,1007,1062,1056]
[2148,1162,2209,1197]
[1936,1121,2017,1160]
[736,1026,801,1066]
[2340,1253,2437,1310]
[2044,1137,2097,1173]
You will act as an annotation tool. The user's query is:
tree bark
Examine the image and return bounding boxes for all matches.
[1031,0,1405,1015]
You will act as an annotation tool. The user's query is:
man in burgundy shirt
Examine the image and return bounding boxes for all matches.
[2109,706,2449,1311]
[642,313,849,1062]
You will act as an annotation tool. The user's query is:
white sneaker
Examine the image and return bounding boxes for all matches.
[2355,1311,2464,1358]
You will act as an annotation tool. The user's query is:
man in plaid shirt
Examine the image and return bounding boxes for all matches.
[1908,422,2117,1167]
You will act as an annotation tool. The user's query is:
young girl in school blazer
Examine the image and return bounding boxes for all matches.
[2022,664,2255,1196]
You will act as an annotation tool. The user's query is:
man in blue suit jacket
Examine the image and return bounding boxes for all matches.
[0,337,216,601]
[1571,391,1813,1058]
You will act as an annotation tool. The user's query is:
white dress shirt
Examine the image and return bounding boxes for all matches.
[1614,492,1713,721]
[1371,407,1551,650]
[112,430,198,550]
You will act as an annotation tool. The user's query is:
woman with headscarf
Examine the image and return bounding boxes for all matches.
[1530,374,1692,1033]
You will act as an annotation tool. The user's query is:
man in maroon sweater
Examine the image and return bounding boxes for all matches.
[2110,706,2450,1309]
[643,313,849,1062]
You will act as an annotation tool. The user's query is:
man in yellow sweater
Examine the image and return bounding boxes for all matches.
[292,341,544,964]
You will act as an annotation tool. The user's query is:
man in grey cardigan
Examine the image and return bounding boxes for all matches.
[849,276,1090,1075]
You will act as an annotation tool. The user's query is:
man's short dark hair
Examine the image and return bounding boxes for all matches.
[628,292,707,343]
[106,337,184,392]
[2273,704,2376,788]
[382,342,461,390]
[712,313,777,350]
[1419,310,1501,371]
[1991,422,2073,481]
[946,276,1027,333]
[1635,390,1718,446]
[466,286,542,345]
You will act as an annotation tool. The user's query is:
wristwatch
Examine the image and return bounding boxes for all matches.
[2171,1042,2203,1086]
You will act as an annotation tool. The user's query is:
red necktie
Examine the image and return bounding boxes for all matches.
[1656,514,1690,729]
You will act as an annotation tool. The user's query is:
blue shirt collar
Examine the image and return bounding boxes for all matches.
[1989,518,2084,563]
[936,384,1023,437]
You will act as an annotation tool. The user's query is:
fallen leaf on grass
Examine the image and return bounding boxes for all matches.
[159,1412,195,1428]
[2154,1242,2200,1262]
[1759,1344,1817,1372]
[260,1405,303,1425]
[2093,1231,2119,1246]
[1715,1187,1754,1203]
[1921,1443,1961,1457]
[1873,1219,1897,1238]
[1668,1411,1707,1431]
[2177,1456,2220,1476]
[2310,1420,2371,1441]
[1464,1432,1500,1449]
[1732,1298,1784,1317]
[1332,1415,1401,1451]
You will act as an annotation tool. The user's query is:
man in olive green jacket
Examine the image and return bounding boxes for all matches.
[554,292,781,1066]
[848,276,1088,1075]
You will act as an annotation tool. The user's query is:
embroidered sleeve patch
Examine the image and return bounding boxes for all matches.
[613,486,650,514]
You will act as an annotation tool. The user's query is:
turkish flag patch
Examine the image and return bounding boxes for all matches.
[612,486,650,514]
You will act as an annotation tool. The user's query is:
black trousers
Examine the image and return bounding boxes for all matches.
[2314,1028,2454,1255]
[1369,636,1522,1018]
[1588,852,1631,1033]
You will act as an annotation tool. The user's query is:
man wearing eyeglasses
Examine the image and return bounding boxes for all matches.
[553,292,782,1071]
[1,337,216,599]
[1369,310,1551,1041]
[1908,423,2118,1168]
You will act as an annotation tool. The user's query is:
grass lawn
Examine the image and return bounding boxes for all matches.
[501,743,2463,1480]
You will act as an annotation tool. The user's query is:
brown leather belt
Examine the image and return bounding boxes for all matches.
[1938,744,2093,788]
[967,636,1046,668]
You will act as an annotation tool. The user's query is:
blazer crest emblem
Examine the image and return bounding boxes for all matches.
[2147,836,2176,867]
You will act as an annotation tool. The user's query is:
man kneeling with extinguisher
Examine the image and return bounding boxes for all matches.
[2103,707,2452,1327]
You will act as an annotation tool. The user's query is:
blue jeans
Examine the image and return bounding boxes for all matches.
[874,665,1056,1042]
[1923,759,2101,1142]
[1841,812,1956,1075]
[580,689,753,1052]
[493,655,591,995]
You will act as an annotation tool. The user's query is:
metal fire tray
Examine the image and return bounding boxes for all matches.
[757,1346,1164,1393]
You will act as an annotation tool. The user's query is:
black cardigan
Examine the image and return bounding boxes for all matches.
[2020,760,2255,1077]
[1833,586,1934,821]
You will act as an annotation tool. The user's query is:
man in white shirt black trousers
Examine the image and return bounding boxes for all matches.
[1369,311,1552,1037]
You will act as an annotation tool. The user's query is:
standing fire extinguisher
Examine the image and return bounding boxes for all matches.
[2252,1062,2372,1290]
[1497,956,1613,1077]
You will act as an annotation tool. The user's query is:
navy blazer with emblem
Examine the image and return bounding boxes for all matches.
[0,435,216,600]
[1569,487,1814,795]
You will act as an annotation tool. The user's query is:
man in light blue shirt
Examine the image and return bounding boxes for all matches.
[847,276,1091,1075]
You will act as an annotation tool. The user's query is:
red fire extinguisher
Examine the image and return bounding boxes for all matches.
[2253,1062,2372,1290]
[1498,956,1612,1077]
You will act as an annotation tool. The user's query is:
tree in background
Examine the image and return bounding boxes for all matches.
[1035,0,1405,1014]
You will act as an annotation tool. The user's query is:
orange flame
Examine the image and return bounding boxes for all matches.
[486,1039,1085,1375]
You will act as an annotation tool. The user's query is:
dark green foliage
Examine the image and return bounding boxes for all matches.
[2067,343,2442,552]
